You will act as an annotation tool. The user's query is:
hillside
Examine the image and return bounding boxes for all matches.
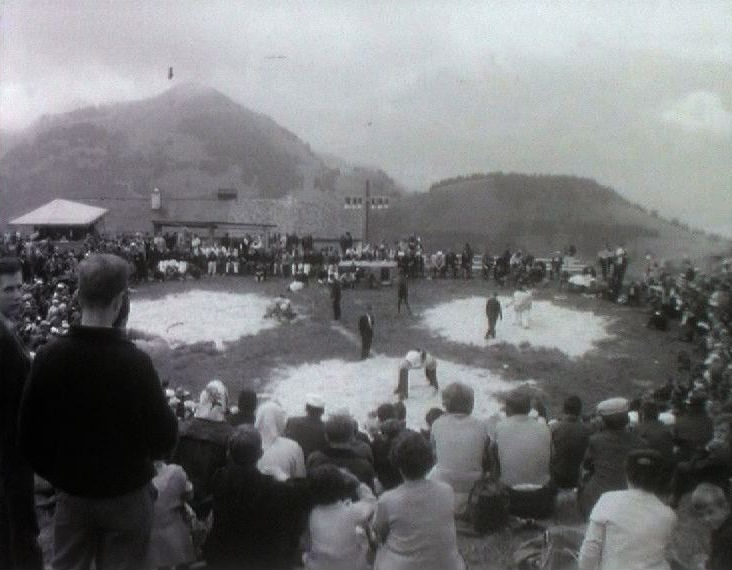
[0,83,400,224]
[370,173,730,265]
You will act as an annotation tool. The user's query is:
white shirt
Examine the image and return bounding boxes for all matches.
[579,489,676,570]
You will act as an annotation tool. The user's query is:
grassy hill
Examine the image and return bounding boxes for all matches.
[370,172,730,266]
[0,83,400,225]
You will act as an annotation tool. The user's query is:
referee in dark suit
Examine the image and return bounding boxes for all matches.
[358,304,375,359]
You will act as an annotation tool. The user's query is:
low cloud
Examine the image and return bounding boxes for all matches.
[660,91,732,136]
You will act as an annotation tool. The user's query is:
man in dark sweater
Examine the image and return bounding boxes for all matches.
[0,257,43,570]
[19,254,178,570]
[485,292,503,339]
[358,304,375,359]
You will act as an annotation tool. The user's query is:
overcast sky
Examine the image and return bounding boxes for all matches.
[1,1,730,234]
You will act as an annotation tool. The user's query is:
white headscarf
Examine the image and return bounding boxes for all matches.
[255,401,287,450]
[194,379,229,422]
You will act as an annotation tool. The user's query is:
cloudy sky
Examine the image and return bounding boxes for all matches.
[1,1,730,234]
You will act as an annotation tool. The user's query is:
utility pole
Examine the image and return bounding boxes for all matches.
[363,179,370,244]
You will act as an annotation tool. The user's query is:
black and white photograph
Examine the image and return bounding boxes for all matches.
[1,1,731,569]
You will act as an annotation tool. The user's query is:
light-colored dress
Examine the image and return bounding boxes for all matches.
[374,479,465,570]
[303,483,376,570]
[578,488,676,570]
[145,463,196,569]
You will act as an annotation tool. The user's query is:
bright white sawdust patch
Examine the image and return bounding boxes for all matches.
[128,290,279,349]
[265,355,516,430]
[421,296,612,358]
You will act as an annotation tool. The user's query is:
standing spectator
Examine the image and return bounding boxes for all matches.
[174,380,233,518]
[206,426,309,570]
[358,304,375,359]
[285,394,327,461]
[578,398,644,519]
[374,432,466,570]
[550,395,591,490]
[256,401,306,480]
[397,270,411,315]
[485,292,502,339]
[228,388,258,427]
[303,465,377,570]
[493,389,555,519]
[578,449,676,570]
[0,257,42,570]
[330,277,342,321]
[19,254,178,570]
[429,382,491,514]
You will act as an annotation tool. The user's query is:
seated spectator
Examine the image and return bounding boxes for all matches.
[285,393,327,460]
[421,407,445,442]
[372,418,406,492]
[145,458,196,570]
[255,401,306,480]
[228,388,257,427]
[173,380,234,517]
[493,388,555,519]
[303,465,376,570]
[578,398,644,519]
[578,449,676,570]
[672,414,732,506]
[691,483,732,570]
[205,426,308,570]
[428,382,491,514]
[673,391,714,462]
[374,432,465,570]
[637,400,674,465]
[307,415,376,489]
[550,395,591,489]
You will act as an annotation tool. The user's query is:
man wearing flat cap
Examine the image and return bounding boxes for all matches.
[577,397,644,519]
[285,394,327,461]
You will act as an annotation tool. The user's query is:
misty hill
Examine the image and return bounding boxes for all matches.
[0,83,400,223]
[370,173,729,263]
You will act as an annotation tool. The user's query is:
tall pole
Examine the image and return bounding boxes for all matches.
[363,179,370,245]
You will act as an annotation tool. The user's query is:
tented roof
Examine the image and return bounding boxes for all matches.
[10,199,108,226]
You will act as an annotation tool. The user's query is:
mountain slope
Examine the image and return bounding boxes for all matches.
[0,83,400,223]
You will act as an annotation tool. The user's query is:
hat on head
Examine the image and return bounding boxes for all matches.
[306,393,325,410]
[597,397,629,416]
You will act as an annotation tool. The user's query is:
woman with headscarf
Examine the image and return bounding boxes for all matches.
[173,379,233,517]
[255,401,306,480]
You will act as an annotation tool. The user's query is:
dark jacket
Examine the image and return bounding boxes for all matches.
[19,325,178,498]
[637,419,674,464]
[205,463,309,570]
[284,416,326,460]
[358,314,374,338]
[307,446,375,489]
[173,418,233,516]
[371,431,403,491]
[550,415,591,489]
[673,411,714,461]
[708,515,732,570]
[486,297,502,321]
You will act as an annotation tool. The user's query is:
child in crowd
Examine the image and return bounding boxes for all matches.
[302,465,376,570]
[691,483,732,570]
[145,459,197,570]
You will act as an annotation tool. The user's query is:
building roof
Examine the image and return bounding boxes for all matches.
[10,199,109,227]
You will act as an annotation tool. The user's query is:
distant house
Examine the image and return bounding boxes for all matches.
[10,199,108,240]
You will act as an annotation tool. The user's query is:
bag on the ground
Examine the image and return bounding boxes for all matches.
[467,474,510,534]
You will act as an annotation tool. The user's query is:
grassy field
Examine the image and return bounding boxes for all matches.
[125,274,708,569]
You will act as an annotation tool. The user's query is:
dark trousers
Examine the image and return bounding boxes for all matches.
[332,300,341,320]
[361,333,373,359]
[0,474,42,570]
[395,367,438,399]
[53,483,155,570]
[486,317,498,338]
